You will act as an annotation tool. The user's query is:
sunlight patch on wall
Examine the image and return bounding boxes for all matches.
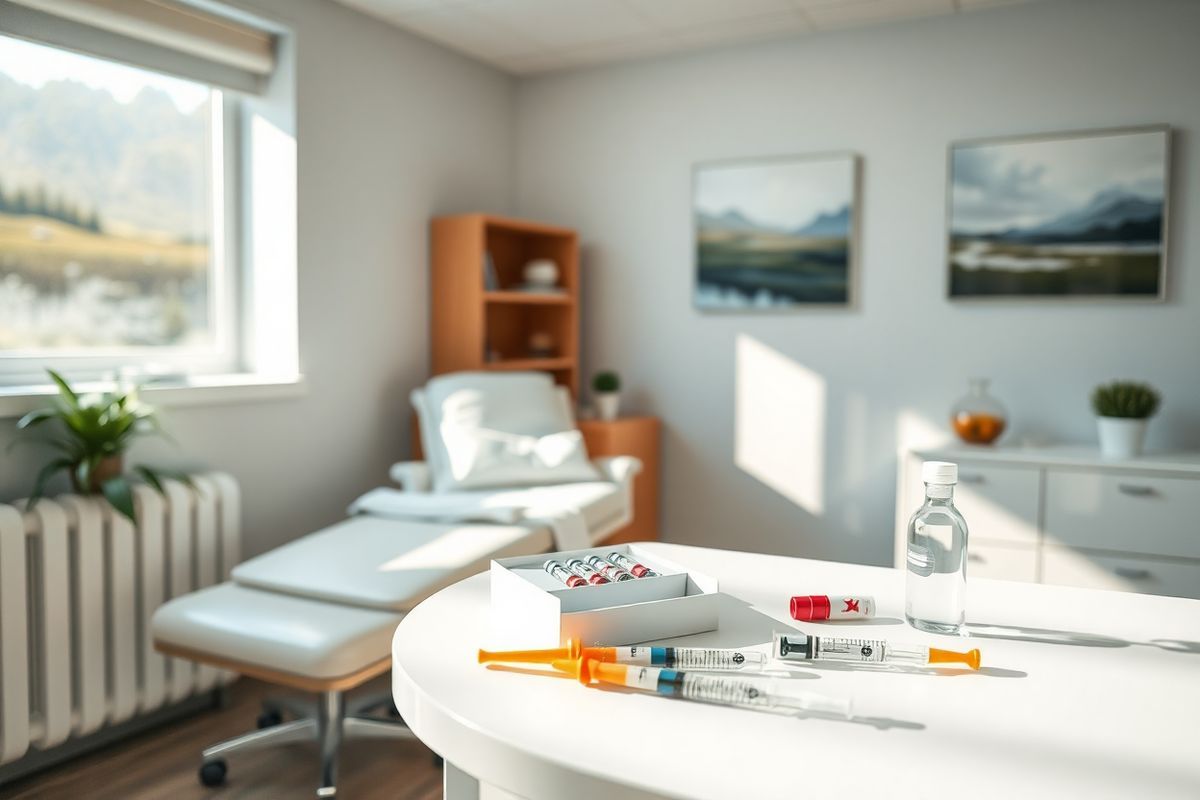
[734,334,826,515]
[895,408,950,457]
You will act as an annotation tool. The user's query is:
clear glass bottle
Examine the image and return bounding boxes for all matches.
[951,378,1007,445]
[905,461,969,636]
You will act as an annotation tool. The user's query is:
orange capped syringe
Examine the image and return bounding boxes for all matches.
[552,656,852,717]
[773,631,981,670]
[479,640,767,671]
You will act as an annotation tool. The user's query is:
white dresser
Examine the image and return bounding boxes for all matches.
[894,445,1200,600]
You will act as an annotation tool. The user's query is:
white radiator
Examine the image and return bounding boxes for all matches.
[0,472,241,766]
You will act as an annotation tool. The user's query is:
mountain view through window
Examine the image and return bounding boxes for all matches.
[0,34,217,352]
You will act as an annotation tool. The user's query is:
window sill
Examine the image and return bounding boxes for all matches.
[0,373,307,419]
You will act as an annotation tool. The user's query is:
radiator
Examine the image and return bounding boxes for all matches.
[0,472,241,766]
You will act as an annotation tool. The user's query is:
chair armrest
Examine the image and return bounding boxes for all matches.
[389,461,433,493]
[592,455,642,488]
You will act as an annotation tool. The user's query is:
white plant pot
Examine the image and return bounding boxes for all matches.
[1097,416,1147,460]
[595,393,621,422]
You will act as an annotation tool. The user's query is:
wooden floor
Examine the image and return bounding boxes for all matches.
[3,677,443,800]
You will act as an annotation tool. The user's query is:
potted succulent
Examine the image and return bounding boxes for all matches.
[14,370,186,523]
[1091,380,1160,460]
[592,370,621,422]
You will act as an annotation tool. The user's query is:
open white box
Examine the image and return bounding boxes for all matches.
[490,544,719,648]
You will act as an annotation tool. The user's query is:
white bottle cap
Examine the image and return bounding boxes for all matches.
[922,461,958,485]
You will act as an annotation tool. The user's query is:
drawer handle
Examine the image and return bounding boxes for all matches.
[958,473,986,485]
[1117,484,1156,497]
[968,553,986,564]
[1114,566,1152,580]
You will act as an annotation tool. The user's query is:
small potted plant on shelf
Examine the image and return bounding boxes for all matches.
[592,370,621,422]
[13,369,188,523]
[1091,380,1160,460]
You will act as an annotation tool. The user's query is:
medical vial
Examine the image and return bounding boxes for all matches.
[565,558,610,585]
[586,555,635,582]
[905,461,969,636]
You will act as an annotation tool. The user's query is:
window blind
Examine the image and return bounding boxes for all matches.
[1,0,276,93]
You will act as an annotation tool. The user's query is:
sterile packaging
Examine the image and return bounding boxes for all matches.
[490,544,719,649]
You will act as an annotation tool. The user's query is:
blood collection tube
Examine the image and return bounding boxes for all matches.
[790,594,876,621]
[553,657,851,718]
[773,631,980,670]
[606,552,659,578]
[544,560,587,588]
[565,558,610,585]
[586,554,635,582]
[479,639,768,671]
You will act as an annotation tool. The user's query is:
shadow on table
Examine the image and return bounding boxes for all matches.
[966,624,1200,658]
[966,622,1128,648]
[790,660,1027,679]
[1149,639,1200,655]
[806,616,906,627]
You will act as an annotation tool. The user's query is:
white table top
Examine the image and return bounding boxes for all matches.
[391,543,1200,800]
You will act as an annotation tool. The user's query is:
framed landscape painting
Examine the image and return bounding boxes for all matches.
[948,126,1169,300]
[694,153,857,310]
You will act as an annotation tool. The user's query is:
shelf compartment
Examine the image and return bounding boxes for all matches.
[485,291,573,305]
[484,358,575,372]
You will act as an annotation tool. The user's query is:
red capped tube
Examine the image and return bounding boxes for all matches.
[790,595,875,621]
[566,558,610,585]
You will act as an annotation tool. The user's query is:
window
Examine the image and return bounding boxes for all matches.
[0,34,234,382]
[0,2,297,404]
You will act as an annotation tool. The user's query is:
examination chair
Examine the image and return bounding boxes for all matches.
[151,372,639,798]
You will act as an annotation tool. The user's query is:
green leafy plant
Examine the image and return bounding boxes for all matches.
[592,370,621,394]
[13,370,187,523]
[1091,381,1161,420]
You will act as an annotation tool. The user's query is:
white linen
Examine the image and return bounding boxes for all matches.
[348,486,591,550]
[414,372,600,492]
[348,487,522,524]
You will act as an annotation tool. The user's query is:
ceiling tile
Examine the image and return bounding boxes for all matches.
[672,10,812,47]
[470,0,654,49]
[956,0,1030,8]
[394,4,545,60]
[562,34,698,66]
[805,0,955,30]
[624,0,796,31]
[333,0,1044,75]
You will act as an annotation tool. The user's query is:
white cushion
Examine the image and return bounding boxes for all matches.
[232,482,627,611]
[152,583,402,680]
[231,515,553,611]
[414,371,600,492]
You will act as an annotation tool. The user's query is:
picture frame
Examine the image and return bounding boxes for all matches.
[946,125,1170,302]
[692,152,860,311]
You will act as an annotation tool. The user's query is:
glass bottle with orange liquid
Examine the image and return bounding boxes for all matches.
[951,378,1007,444]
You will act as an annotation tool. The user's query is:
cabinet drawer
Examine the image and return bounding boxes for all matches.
[967,541,1038,583]
[1042,546,1200,600]
[905,462,1040,546]
[1044,471,1200,560]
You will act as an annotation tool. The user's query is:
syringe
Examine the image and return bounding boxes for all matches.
[553,656,852,718]
[774,631,981,670]
[479,639,768,671]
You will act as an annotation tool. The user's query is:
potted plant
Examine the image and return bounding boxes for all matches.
[1091,380,1160,460]
[14,370,186,523]
[592,371,621,422]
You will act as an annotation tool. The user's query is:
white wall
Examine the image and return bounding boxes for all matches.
[513,0,1200,566]
[0,0,514,557]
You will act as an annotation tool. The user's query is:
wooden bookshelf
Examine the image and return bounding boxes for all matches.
[431,214,579,394]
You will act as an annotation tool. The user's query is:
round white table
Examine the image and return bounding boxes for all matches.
[391,542,1200,800]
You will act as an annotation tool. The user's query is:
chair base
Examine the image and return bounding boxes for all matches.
[198,690,413,798]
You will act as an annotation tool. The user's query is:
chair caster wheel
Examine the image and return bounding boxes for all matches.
[257,709,283,729]
[431,753,444,768]
[199,759,227,787]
